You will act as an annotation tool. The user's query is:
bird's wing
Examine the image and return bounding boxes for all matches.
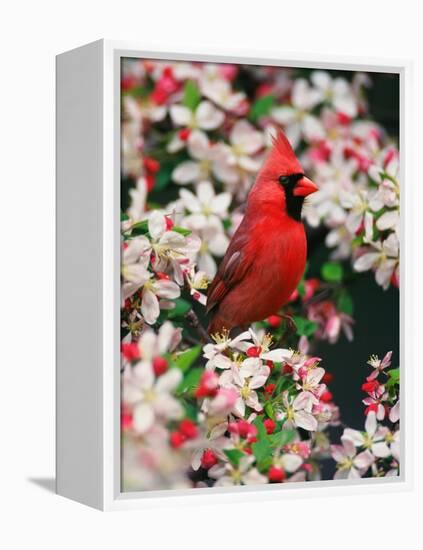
[206,233,252,314]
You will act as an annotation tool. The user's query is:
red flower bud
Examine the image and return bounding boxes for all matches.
[153,357,168,376]
[362,380,380,393]
[178,128,191,141]
[322,372,333,384]
[121,342,140,361]
[201,449,217,469]
[320,390,333,403]
[267,315,281,328]
[247,346,262,358]
[156,271,170,280]
[263,418,276,435]
[282,364,293,375]
[365,403,379,415]
[169,431,186,448]
[264,383,276,395]
[121,408,133,431]
[143,156,160,173]
[178,419,198,440]
[268,466,286,483]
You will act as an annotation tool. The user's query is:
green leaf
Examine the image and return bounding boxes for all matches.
[251,417,272,466]
[173,345,202,372]
[129,219,149,236]
[182,80,201,111]
[337,290,354,315]
[249,94,275,122]
[297,279,306,298]
[177,367,203,394]
[351,235,364,248]
[126,85,151,99]
[154,162,174,191]
[386,368,400,388]
[224,449,244,467]
[264,402,275,420]
[321,261,344,283]
[292,316,318,337]
[167,298,192,319]
[182,400,198,422]
[121,212,129,222]
[268,429,295,448]
[172,226,192,237]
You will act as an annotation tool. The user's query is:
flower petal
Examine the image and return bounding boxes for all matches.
[133,402,155,434]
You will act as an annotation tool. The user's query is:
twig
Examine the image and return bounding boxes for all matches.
[185,309,212,344]
[273,314,297,349]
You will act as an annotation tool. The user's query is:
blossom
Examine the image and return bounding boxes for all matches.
[189,422,231,471]
[170,100,225,131]
[127,177,148,222]
[185,267,210,306]
[121,238,151,300]
[200,65,247,112]
[208,455,267,486]
[307,300,354,344]
[219,358,270,417]
[310,70,358,118]
[331,436,374,480]
[189,217,229,277]
[271,78,325,148]
[203,330,252,360]
[212,120,264,187]
[389,400,400,423]
[276,390,319,431]
[123,360,183,434]
[143,210,201,285]
[353,233,399,289]
[343,411,391,458]
[179,180,232,229]
[172,130,220,185]
[366,351,393,381]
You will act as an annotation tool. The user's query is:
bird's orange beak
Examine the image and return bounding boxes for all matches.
[293,176,318,197]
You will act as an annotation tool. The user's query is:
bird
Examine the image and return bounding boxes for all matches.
[206,130,318,336]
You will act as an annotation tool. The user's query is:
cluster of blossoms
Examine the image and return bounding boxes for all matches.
[122,60,399,291]
[331,351,400,479]
[122,210,210,329]
[120,59,400,491]
[122,326,342,489]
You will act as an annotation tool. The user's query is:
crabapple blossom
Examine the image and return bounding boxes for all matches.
[276,390,319,432]
[170,100,225,131]
[199,64,247,112]
[179,180,232,229]
[172,130,220,185]
[353,233,399,290]
[123,360,183,434]
[331,436,374,479]
[310,70,358,118]
[208,455,267,486]
[343,411,391,458]
[271,78,325,148]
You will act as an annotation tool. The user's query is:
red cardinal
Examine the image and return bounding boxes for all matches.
[207,131,318,335]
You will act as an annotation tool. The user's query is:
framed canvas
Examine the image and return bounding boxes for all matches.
[56,40,412,510]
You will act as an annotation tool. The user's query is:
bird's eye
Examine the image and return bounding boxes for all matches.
[279,175,290,186]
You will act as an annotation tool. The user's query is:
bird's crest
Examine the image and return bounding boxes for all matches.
[263,130,303,176]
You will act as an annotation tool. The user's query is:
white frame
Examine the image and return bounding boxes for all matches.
[56,39,413,511]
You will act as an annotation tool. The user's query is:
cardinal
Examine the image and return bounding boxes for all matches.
[206,130,318,335]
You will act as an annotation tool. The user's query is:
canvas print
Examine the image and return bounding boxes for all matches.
[120,58,400,491]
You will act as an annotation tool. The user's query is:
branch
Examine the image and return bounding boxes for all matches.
[185,309,211,344]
